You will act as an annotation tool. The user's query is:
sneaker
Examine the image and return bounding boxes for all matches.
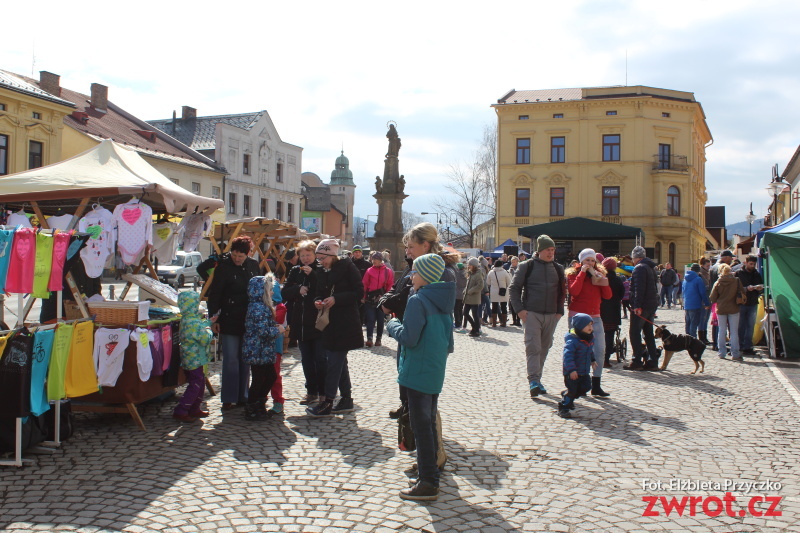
[244,404,268,422]
[365,340,373,347]
[299,394,319,406]
[173,413,198,423]
[468,331,480,337]
[538,382,548,394]
[389,404,404,419]
[718,354,727,359]
[332,397,354,413]
[306,399,333,417]
[558,409,572,418]
[529,382,541,398]
[731,356,743,361]
[270,402,284,415]
[400,480,439,501]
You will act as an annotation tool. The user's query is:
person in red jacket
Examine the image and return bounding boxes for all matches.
[566,248,612,397]
[362,251,395,347]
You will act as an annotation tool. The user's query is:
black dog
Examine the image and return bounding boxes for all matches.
[656,326,706,374]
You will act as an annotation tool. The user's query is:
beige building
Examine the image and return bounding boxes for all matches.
[492,85,714,266]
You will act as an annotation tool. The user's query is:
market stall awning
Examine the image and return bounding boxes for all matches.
[0,139,224,214]
[518,217,643,240]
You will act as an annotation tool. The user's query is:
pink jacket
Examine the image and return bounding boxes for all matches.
[363,264,394,297]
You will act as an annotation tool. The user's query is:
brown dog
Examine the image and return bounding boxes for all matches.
[656,326,706,374]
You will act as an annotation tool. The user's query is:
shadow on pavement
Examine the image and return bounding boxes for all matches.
[443,439,510,490]
[286,414,394,466]
[617,367,734,396]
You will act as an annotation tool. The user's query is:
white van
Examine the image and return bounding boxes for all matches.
[157,251,202,288]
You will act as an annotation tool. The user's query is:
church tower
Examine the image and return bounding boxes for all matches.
[329,151,356,248]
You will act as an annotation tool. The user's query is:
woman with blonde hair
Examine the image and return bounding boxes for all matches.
[710,263,747,360]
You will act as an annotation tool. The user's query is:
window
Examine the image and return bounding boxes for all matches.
[550,187,564,216]
[276,162,283,183]
[667,186,680,216]
[658,144,671,170]
[211,186,221,199]
[243,154,250,175]
[654,242,662,264]
[550,137,565,163]
[602,134,620,161]
[243,195,251,216]
[515,188,530,217]
[260,198,267,217]
[516,138,530,164]
[518,115,529,120]
[662,112,671,118]
[287,203,294,223]
[28,141,43,169]
[276,201,283,220]
[228,192,237,214]
[553,113,563,119]
[0,103,6,111]
[191,182,201,195]
[169,178,179,185]
[32,111,41,120]
[669,242,676,267]
[0,134,7,175]
[606,110,617,116]
[602,186,620,215]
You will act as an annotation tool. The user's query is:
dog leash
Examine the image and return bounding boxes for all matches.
[634,312,659,327]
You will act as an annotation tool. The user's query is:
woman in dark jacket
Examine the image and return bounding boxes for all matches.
[208,236,262,410]
[281,240,325,405]
[599,257,625,368]
[306,239,364,417]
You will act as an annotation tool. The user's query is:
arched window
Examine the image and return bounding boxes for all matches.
[654,242,662,264]
[667,186,680,216]
[669,242,676,267]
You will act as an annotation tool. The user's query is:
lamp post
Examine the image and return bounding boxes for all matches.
[745,203,757,237]
[767,165,789,227]
[420,211,440,233]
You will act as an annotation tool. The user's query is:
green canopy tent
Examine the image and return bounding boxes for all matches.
[517,217,643,240]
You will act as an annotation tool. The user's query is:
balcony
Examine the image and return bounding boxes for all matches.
[515,218,530,226]
[601,215,621,224]
[652,154,689,172]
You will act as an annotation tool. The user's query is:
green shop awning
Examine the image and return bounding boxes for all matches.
[518,217,643,240]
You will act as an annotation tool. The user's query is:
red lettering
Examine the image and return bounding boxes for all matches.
[660,496,688,517]
[723,492,738,517]
[765,496,782,517]
[642,496,659,516]
[702,496,723,517]
[688,496,703,516]
[747,496,763,517]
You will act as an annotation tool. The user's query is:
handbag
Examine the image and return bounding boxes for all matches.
[494,271,507,297]
[314,285,335,331]
[366,269,388,305]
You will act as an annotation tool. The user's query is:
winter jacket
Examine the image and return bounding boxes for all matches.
[735,267,764,306]
[698,266,711,294]
[710,274,747,316]
[487,266,512,303]
[352,256,371,278]
[386,281,456,395]
[630,257,659,311]
[206,256,262,336]
[659,268,678,287]
[241,276,281,365]
[380,253,456,319]
[363,264,394,300]
[454,268,467,300]
[682,271,711,311]
[567,269,612,317]
[463,270,484,305]
[315,257,364,351]
[508,258,566,315]
[562,314,594,376]
[281,261,322,343]
[178,291,213,371]
[600,272,625,328]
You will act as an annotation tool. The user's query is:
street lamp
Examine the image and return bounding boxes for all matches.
[766,165,789,226]
[745,203,757,237]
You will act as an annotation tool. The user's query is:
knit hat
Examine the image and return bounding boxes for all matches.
[370,251,384,261]
[571,313,593,333]
[457,262,464,269]
[468,257,480,267]
[631,246,646,259]
[595,253,605,263]
[413,253,445,285]
[315,238,340,256]
[602,257,618,272]
[352,245,362,252]
[578,248,596,263]
[719,250,734,258]
[479,256,489,268]
[537,234,556,252]
[690,263,701,272]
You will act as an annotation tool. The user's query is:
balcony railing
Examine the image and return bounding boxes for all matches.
[514,218,530,226]
[652,154,689,172]
[601,215,621,224]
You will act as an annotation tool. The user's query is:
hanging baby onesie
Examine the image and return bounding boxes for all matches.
[0,328,34,417]
[46,214,75,231]
[32,231,55,299]
[65,320,98,398]
[47,323,74,401]
[30,328,55,416]
[151,222,179,264]
[149,327,164,377]
[48,231,72,292]
[7,210,33,228]
[64,233,90,274]
[5,227,36,294]
[0,228,15,293]
[130,327,154,382]
[93,327,130,388]
[79,206,116,278]
[177,213,211,252]
[161,325,173,372]
[113,201,153,266]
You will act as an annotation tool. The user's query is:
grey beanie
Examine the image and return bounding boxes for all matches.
[468,257,480,267]
[631,246,646,259]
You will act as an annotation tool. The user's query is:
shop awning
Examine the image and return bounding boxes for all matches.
[518,217,643,240]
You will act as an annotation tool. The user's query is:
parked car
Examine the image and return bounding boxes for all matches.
[157,251,202,288]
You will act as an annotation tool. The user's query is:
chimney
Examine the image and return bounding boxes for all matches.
[182,106,197,120]
[39,71,61,97]
[90,83,108,112]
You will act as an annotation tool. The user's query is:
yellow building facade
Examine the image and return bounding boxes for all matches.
[493,85,713,267]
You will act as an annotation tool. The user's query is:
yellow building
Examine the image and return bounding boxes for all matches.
[492,85,714,267]
[0,70,74,176]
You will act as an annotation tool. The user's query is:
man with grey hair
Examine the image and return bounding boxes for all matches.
[509,234,565,398]
[624,246,660,370]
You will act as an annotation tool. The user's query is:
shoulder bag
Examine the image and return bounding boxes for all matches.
[494,271,507,297]
[315,285,335,331]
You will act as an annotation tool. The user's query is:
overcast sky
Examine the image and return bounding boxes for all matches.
[4,0,799,229]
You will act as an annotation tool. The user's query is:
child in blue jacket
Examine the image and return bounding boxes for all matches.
[386,254,455,502]
[559,313,597,418]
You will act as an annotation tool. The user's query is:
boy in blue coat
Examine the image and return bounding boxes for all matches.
[386,253,455,502]
[559,313,597,418]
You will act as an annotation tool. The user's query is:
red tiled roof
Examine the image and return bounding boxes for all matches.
[497,88,583,104]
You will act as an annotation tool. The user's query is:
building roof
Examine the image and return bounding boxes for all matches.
[0,70,75,108]
[304,186,332,211]
[148,112,264,152]
[330,150,354,185]
[301,172,325,187]
[518,217,643,240]
[496,88,583,105]
[330,193,348,217]
[497,85,697,105]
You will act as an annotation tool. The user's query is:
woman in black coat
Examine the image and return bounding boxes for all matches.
[600,257,626,367]
[281,240,325,405]
[306,239,364,417]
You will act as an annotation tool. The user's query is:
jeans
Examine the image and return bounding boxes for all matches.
[174,367,205,415]
[324,349,351,400]
[364,304,385,341]
[568,315,605,377]
[684,308,704,338]
[718,313,740,358]
[406,387,440,486]
[630,310,658,365]
[464,304,481,334]
[298,338,326,396]
[248,363,278,404]
[700,304,712,332]
[220,334,250,404]
[480,293,491,320]
[738,304,758,351]
[660,286,673,307]
[524,311,561,383]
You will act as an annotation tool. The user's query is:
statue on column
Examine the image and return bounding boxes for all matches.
[386,124,401,158]
[375,176,382,194]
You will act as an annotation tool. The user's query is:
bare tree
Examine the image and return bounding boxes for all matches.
[477,123,498,219]
[433,158,492,248]
[402,210,423,233]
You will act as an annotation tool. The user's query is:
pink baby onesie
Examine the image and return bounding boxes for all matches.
[113,202,153,266]
[5,227,36,294]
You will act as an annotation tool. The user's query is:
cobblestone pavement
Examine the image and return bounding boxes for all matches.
[2,308,799,532]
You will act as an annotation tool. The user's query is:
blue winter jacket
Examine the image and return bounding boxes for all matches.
[562,313,594,376]
[682,270,711,311]
[241,276,281,366]
[386,281,456,395]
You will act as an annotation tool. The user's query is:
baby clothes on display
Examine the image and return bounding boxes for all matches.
[93,327,130,388]
[47,323,73,400]
[79,206,116,278]
[30,328,55,416]
[161,325,173,372]
[131,327,154,382]
[5,227,36,294]
[151,222,179,264]
[65,321,98,398]
[7,210,33,228]
[0,328,34,418]
[46,214,75,231]
[177,213,211,252]
[48,231,72,292]
[32,231,55,299]
[149,327,164,377]
[113,200,153,266]
[0,228,15,293]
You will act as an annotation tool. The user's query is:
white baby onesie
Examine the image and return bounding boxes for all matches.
[113,201,153,265]
[152,222,179,264]
[130,328,155,382]
[47,214,75,231]
[93,327,131,388]
[177,214,211,252]
[7,210,33,228]
[79,207,116,278]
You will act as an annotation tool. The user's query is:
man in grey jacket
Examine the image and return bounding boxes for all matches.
[509,235,565,398]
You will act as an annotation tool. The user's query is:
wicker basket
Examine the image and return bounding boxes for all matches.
[64,301,85,320]
[87,301,150,326]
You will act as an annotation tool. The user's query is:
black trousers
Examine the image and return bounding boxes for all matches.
[248,363,278,404]
[453,299,463,327]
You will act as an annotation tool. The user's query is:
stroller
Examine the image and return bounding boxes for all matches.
[611,326,628,362]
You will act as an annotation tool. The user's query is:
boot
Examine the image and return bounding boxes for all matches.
[500,313,507,327]
[698,330,710,345]
[244,400,268,422]
[591,376,610,397]
[490,314,497,327]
